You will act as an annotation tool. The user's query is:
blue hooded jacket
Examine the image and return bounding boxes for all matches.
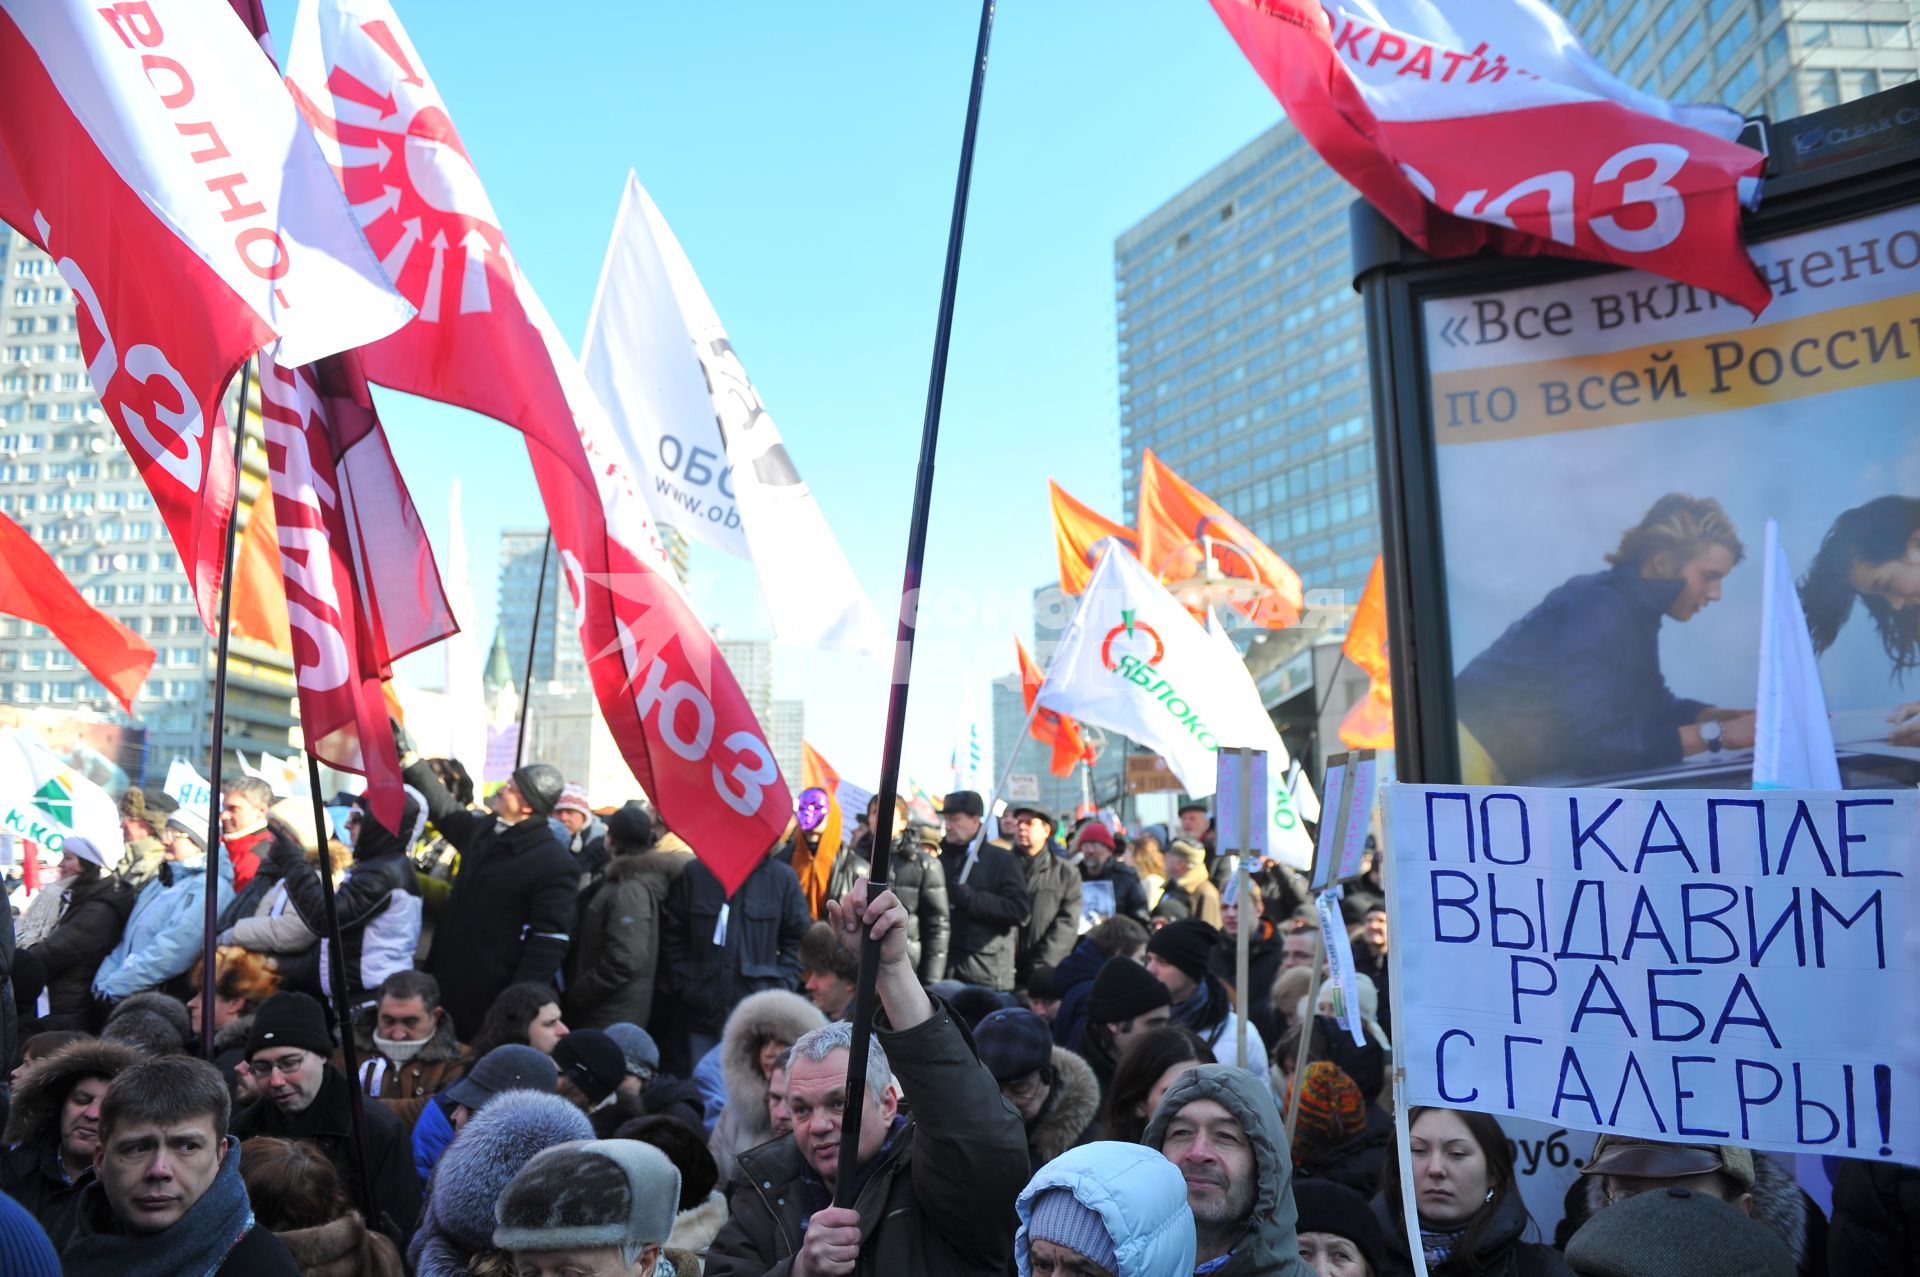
[1016,1142,1197,1277]
[92,855,234,999]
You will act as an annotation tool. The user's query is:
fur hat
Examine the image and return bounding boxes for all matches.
[101,991,193,1055]
[424,1091,594,1252]
[494,1139,680,1254]
[4,1038,143,1145]
[943,790,984,818]
[1567,1185,1794,1276]
[799,922,859,984]
[1582,1136,1756,1192]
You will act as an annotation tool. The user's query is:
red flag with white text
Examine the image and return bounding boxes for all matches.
[0,0,413,627]
[286,0,790,891]
[257,353,408,827]
[1209,0,1771,313]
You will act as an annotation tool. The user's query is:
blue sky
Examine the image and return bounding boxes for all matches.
[267,2,1285,790]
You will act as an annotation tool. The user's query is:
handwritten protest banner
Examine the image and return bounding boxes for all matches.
[1389,783,1918,1163]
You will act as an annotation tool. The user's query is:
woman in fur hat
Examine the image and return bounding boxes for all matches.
[704,988,825,1184]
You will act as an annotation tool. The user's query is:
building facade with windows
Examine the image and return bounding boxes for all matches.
[1113,0,1916,632]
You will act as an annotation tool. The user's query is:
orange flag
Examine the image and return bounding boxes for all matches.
[801,741,841,795]
[229,489,292,651]
[1016,636,1093,778]
[1050,480,1137,596]
[1339,555,1393,748]
[1136,449,1302,629]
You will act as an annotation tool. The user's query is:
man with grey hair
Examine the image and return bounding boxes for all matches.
[706,881,1028,1277]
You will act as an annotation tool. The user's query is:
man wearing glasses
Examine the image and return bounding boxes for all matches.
[231,991,421,1244]
[973,1006,1101,1177]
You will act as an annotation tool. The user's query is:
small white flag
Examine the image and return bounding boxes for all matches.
[1754,519,1841,789]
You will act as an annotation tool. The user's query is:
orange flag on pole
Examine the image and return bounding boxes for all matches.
[1339,555,1394,748]
[801,741,842,795]
[1016,636,1093,778]
[1136,449,1303,629]
[0,512,154,712]
[1050,480,1137,596]
[229,490,293,652]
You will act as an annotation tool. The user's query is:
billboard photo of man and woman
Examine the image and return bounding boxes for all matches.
[1420,203,1920,788]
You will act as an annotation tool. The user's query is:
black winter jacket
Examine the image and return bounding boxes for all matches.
[234,1064,421,1244]
[407,760,578,1038]
[266,835,420,1007]
[941,839,1031,993]
[1014,845,1081,988]
[1828,1158,1919,1275]
[890,837,951,983]
[657,854,809,1040]
[22,871,134,1030]
[1077,858,1150,927]
[1374,1188,1573,1277]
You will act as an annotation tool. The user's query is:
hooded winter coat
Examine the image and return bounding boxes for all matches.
[943,838,1032,993]
[406,759,579,1038]
[407,1091,593,1277]
[706,989,826,1184]
[1,1038,142,1246]
[268,1211,405,1277]
[333,1001,470,1133]
[1556,1148,1826,1276]
[705,999,1030,1277]
[266,822,421,1007]
[1142,1063,1316,1277]
[670,1188,730,1257]
[92,855,234,999]
[21,869,134,1030]
[1015,1142,1197,1277]
[1015,844,1083,987]
[1156,860,1222,929]
[1023,1047,1101,1174]
[564,849,675,1030]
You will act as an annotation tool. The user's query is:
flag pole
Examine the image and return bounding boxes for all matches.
[303,753,380,1228]
[834,0,997,1208]
[513,530,552,770]
[201,361,252,1059]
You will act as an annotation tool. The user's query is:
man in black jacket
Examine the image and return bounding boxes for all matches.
[1009,806,1081,990]
[231,992,420,1243]
[1068,821,1151,927]
[862,797,951,984]
[403,750,577,1038]
[655,849,809,1074]
[265,789,424,1011]
[938,791,1030,994]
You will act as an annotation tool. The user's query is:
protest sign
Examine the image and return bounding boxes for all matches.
[1312,750,1380,891]
[163,758,213,813]
[1390,783,1918,1163]
[1214,747,1268,858]
[1311,755,1349,888]
[1006,773,1041,803]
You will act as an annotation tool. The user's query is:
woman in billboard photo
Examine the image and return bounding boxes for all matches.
[1452,493,1757,784]
[1801,495,1920,745]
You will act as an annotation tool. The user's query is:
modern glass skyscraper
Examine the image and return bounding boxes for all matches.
[1113,0,1919,609]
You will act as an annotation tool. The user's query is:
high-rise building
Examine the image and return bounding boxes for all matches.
[496,529,589,696]
[1113,0,1918,613]
[768,698,806,795]
[716,639,774,724]
[0,229,296,777]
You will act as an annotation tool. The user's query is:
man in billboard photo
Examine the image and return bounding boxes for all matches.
[1801,494,1920,745]
[1453,493,1757,784]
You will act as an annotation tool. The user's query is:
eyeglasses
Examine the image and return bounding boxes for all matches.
[999,1072,1046,1102]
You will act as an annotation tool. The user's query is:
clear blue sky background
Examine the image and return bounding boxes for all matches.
[265,1,1285,791]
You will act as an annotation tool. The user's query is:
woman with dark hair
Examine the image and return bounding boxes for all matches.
[17,839,133,1032]
[1801,495,1920,741]
[1454,492,1755,783]
[1375,1106,1571,1276]
[238,1136,404,1276]
[468,982,569,1059]
[1097,1022,1215,1145]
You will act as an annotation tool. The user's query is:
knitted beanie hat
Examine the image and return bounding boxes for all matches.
[494,1139,680,1254]
[1085,957,1173,1025]
[1292,1178,1384,1275]
[1290,1061,1368,1164]
[0,1188,60,1276]
[1146,918,1217,983]
[1028,1186,1118,1275]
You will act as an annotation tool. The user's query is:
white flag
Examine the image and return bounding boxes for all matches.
[1204,608,1312,869]
[0,730,124,867]
[582,173,886,659]
[1754,519,1841,789]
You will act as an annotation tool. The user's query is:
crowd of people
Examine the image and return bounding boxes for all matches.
[0,749,1910,1277]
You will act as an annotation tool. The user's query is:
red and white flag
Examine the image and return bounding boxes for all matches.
[0,511,155,713]
[256,352,413,827]
[287,0,792,891]
[1211,0,1771,313]
[0,0,414,627]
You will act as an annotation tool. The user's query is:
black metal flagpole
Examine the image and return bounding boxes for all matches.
[304,754,380,1227]
[201,362,252,1060]
[512,530,552,770]
[833,0,997,1206]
